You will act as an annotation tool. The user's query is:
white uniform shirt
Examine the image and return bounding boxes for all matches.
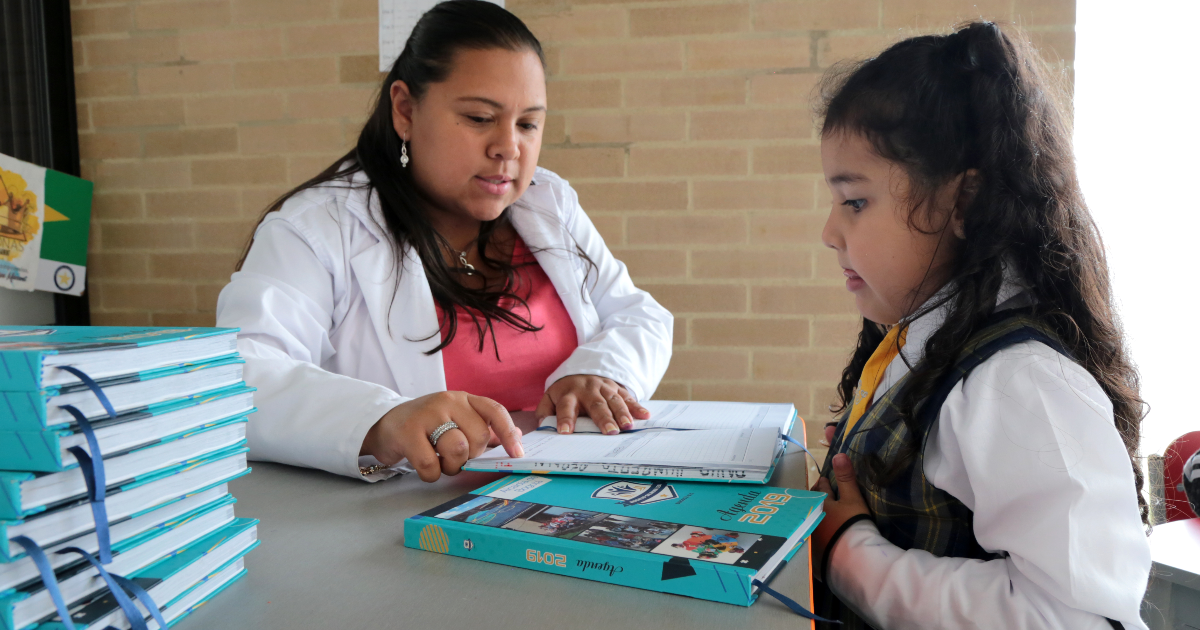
[826,281,1152,629]
[215,167,674,480]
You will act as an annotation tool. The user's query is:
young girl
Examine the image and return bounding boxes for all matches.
[215,1,672,483]
[807,22,1151,629]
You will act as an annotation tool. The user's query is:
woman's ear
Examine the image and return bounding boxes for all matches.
[951,168,981,239]
[390,80,415,141]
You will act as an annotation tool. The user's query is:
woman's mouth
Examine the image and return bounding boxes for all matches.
[844,269,865,292]
[474,175,513,196]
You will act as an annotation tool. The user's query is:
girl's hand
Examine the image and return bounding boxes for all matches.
[360,391,524,482]
[535,375,650,434]
[810,452,871,581]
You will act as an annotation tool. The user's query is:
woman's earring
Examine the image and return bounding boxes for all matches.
[400,140,409,168]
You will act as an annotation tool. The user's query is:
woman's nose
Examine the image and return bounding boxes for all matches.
[489,127,520,162]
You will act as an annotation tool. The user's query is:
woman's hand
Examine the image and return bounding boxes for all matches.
[810,437,871,581]
[535,375,650,434]
[360,391,525,482]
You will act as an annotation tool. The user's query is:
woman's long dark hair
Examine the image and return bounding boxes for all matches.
[820,22,1149,524]
[237,0,560,355]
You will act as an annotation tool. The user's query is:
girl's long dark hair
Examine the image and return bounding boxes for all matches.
[821,22,1148,525]
[237,0,561,355]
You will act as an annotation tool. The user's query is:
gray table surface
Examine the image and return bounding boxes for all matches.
[177,418,817,629]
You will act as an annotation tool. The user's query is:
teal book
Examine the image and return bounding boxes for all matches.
[0,417,248,520]
[0,356,245,432]
[404,474,824,607]
[30,518,258,630]
[0,384,255,473]
[0,327,237,392]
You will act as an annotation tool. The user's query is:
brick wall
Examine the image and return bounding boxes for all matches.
[71,0,1075,465]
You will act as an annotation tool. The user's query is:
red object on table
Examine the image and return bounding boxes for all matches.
[1165,431,1200,522]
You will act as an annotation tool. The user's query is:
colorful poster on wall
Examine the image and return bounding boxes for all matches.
[0,153,92,296]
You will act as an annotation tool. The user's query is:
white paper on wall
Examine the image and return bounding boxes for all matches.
[379,0,505,72]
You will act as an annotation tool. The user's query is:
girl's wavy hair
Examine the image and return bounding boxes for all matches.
[236,0,587,356]
[820,22,1148,524]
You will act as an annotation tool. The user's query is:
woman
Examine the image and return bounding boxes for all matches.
[215,0,673,483]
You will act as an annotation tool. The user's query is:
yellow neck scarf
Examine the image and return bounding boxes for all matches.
[844,325,907,436]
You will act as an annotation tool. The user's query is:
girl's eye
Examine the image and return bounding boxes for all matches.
[842,199,866,211]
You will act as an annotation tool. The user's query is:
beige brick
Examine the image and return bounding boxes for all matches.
[548,79,622,109]
[589,214,623,244]
[542,45,562,77]
[242,188,288,216]
[691,109,813,140]
[663,349,749,380]
[137,64,233,95]
[569,112,685,143]
[340,55,384,84]
[92,98,185,128]
[688,37,809,71]
[750,212,826,244]
[286,22,377,55]
[812,317,861,348]
[236,58,337,89]
[75,70,135,98]
[239,122,348,155]
[85,36,180,67]
[95,160,190,190]
[101,222,195,250]
[1015,0,1074,26]
[753,349,848,382]
[628,216,746,245]
[630,4,749,37]
[750,72,821,105]
[185,93,285,125]
[693,179,814,210]
[673,318,688,345]
[145,128,236,157]
[574,182,687,211]
[692,382,811,408]
[339,0,377,19]
[752,285,856,314]
[525,7,627,42]
[652,382,690,400]
[196,282,230,309]
[692,249,813,279]
[232,0,332,23]
[818,34,899,67]
[195,219,261,251]
[101,282,196,310]
[287,88,377,119]
[87,253,148,281]
[754,0,879,31]
[692,317,809,347]
[814,248,845,280]
[150,253,240,281]
[1030,29,1075,63]
[145,190,241,219]
[135,1,231,30]
[79,132,141,160]
[609,249,687,278]
[629,147,746,177]
[625,76,745,107]
[753,145,822,175]
[72,6,133,35]
[89,311,152,326]
[561,42,683,74]
[543,114,567,144]
[882,0,1012,29]
[91,193,144,220]
[153,312,218,327]
[192,157,287,185]
[182,28,283,61]
[76,103,91,133]
[538,147,625,179]
[288,155,345,185]
[640,283,746,313]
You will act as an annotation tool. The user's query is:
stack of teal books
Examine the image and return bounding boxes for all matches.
[0,327,259,630]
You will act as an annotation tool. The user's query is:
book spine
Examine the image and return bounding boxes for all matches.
[0,392,47,432]
[0,431,60,472]
[403,516,754,606]
[0,352,44,392]
[0,591,27,630]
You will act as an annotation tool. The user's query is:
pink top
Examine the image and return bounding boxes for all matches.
[436,237,579,411]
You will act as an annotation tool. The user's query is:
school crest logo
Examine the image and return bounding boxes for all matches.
[591,481,678,506]
[0,167,40,259]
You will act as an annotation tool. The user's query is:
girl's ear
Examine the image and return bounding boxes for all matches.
[390,80,415,141]
[951,168,981,239]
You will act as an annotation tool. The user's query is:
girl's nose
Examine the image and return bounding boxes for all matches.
[821,208,843,251]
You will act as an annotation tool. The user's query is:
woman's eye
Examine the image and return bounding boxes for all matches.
[842,199,866,211]
[519,123,539,131]
[466,116,490,124]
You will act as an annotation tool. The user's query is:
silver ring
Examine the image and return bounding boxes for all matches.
[428,421,459,448]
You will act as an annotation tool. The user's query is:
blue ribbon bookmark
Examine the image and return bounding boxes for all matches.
[752,578,841,624]
[59,547,150,630]
[782,433,823,472]
[11,536,78,630]
[60,404,113,565]
[57,366,120,420]
[110,573,170,630]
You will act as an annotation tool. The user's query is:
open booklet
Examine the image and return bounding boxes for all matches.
[463,401,798,484]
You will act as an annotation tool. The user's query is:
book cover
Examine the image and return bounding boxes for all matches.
[404,475,824,606]
[0,154,92,296]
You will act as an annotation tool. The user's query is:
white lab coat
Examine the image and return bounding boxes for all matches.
[215,167,673,480]
[826,277,1152,629]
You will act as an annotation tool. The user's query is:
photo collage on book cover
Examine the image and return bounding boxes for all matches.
[432,495,782,569]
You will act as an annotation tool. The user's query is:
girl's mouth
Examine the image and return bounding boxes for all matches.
[844,269,865,292]
[474,175,513,196]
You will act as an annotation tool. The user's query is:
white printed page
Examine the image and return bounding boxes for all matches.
[536,401,795,433]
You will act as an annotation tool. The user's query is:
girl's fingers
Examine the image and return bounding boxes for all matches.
[824,424,837,446]
[831,453,866,507]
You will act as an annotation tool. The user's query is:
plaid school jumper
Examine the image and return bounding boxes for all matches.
[813,313,1073,630]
